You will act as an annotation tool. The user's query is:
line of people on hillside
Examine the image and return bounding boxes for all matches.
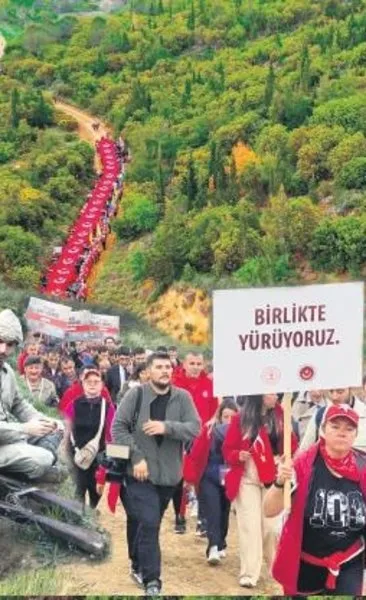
[0,308,365,596]
[40,137,130,301]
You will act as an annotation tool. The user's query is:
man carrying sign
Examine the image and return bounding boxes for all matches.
[0,309,65,482]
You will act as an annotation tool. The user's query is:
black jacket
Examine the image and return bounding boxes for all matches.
[105,364,128,404]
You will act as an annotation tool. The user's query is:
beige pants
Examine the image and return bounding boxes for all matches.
[0,442,54,479]
[233,457,279,584]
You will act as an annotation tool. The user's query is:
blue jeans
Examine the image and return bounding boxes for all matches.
[198,475,230,552]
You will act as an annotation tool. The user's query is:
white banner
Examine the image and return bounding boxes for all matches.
[213,282,364,396]
[89,313,120,340]
[25,297,72,339]
[66,310,92,341]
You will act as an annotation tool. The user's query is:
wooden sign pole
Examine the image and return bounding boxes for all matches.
[282,392,292,510]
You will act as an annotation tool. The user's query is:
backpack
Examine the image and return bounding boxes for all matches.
[315,405,326,441]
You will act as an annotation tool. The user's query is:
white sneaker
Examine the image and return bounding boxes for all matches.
[190,498,198,518]
[239,576,256,588]
[218,549,226,558]
[207,546,220,565]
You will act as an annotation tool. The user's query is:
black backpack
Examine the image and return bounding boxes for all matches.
[315,405,327,441]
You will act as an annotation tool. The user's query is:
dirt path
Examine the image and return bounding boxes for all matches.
[57,496,281,596]
[54,101,111,145]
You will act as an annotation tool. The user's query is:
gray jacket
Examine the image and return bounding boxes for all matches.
[111,383,201,486]
[0,362,43,445]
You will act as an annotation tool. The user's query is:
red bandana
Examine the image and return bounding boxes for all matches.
[319,439,360,482]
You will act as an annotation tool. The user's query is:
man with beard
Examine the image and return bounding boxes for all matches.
[0,309,64,481]
[112,351,200,596]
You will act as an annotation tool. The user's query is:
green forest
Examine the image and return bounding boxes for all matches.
[1,0,366,301]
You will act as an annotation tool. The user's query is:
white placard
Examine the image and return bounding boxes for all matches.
[25,297,72,339]
[213,282,364,396]
[89,313,120,340]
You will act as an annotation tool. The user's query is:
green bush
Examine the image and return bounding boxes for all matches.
[127,249,148,282]
[310,217,366,272]
[234,254,294,286]
[114,193,159,241]
[337,157,366,190]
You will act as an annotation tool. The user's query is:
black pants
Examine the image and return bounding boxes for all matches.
[297,552,364,595]
[122,478,175,587]
[198,475,230,552]
[71,459,101,509]
[172,479,184,518]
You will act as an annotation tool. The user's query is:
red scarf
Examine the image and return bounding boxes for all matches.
[319,439,360,482]
[248,426,277,484]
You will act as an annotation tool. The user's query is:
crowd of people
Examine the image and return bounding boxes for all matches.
[41,136,130,300]
[0,307,365,596]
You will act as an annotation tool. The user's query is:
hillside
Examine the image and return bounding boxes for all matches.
[1,0,366,341]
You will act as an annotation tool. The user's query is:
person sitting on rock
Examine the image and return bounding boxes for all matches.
[0,309,65,482]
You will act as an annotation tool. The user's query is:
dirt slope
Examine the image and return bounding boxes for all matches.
[57,496,280,596]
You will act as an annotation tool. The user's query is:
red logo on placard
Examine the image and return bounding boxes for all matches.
[299,365,315,381]
[261,366,281,385]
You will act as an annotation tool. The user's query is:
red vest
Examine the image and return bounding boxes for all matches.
[172,369,218,424]
[272,443,366,594]
[183,424,211,486]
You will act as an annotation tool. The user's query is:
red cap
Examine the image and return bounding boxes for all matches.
[81,368,101,381]
[324,404,359,427]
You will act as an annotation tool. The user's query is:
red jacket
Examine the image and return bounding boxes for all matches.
[17,351,30,375]
[272,443,366,594]
[223,405,298,502]
[183,424,211,486]
[58,381,112,415]
[172,369,218,424]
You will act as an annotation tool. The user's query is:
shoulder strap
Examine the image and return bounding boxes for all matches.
[315,405,326,440]
[70,398,106,449]
[129,386,143,433]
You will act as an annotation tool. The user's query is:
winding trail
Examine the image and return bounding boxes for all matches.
[54,101,111,171]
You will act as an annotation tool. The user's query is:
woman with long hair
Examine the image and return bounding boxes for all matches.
[183,398,238,564]
[264,404,366,595]
[222,394,298,588]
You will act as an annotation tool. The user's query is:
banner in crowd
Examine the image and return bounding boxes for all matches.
[89,313,120,339]
[25,297,72,339]
[66,310,92,341]
[213,282,364,396]
[25,298,120,341]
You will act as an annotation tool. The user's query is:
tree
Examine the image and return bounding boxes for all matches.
[264,63,275,114]
[260,188,321,255]
[310,216,366,272]
[299,44,311,91]
[28,92,54,128]
[147,205,189,285]
[337,157,366,189]
[10,88,20,129]
[187,0,195,31]
[0,226,42,269]
[181,154,198,210]
[114,193,160,241]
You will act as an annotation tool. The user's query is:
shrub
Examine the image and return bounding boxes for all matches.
[234,254,294,286]
[337,157,366,190]
[114,193,159,241]
[127,249,148,282]
[310,217,366,272]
